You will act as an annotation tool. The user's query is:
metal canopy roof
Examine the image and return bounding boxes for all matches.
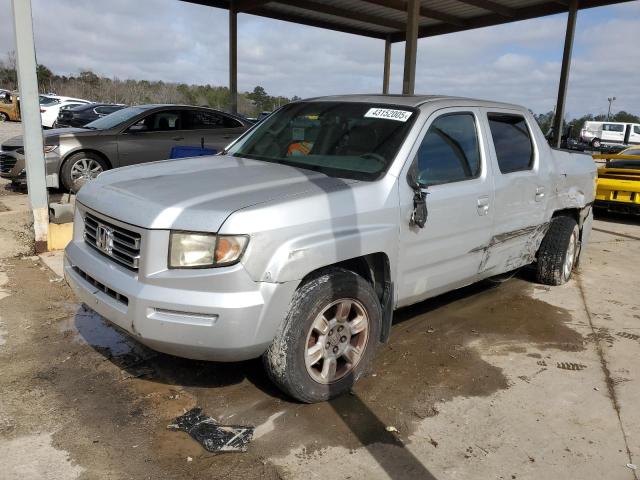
[184,0,627,41]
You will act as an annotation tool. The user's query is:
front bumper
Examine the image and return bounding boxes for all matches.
[0,148,61,188]
[63,208,298,361]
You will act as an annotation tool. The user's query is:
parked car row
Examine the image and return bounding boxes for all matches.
[0,104,252,191]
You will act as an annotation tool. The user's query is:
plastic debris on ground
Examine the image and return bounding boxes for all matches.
[168,408,253,453]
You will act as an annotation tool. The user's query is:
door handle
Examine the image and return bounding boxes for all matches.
[223,135,233,139]
[535,187,545,202]
[172,136,184,141]
[477,196,490,216]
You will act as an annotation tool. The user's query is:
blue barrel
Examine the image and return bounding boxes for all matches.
[170,146,217,159]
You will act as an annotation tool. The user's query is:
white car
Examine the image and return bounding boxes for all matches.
[40,96,91,128]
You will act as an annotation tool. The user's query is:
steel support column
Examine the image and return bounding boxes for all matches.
[229,1,238,114]
[382,36,391,94]
[552,0,577,148]
[402,0,419,95]
[11,0,49,252]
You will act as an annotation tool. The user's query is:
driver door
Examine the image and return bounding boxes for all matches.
[116,109,187,166]
[397,108,495,307]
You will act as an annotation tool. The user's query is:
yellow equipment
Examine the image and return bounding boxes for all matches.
[593,147,640,214]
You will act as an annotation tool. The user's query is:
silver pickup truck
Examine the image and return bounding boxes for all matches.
[64,95,596,403]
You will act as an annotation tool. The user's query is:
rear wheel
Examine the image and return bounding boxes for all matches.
[536,216,579,285]
[61,152,108,192]
[0,112,8,122]
[263,268,381,403]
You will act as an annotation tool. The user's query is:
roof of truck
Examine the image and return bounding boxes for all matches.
[301,94,525,110]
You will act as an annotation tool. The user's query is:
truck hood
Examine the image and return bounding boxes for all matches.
[77,155,356,231]
[2,127,90,148]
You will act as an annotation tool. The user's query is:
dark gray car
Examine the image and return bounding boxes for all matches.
[0,104,252,191]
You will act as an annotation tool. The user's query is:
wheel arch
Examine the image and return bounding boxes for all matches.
[550,205,593,263]
[298,252,394,343]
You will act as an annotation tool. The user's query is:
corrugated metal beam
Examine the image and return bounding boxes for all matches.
[552,0,577,148]
[454,0,516,17]
[235,0,271,11]
[402,0,419,95]
[251,6,388,38]
[389,0,630,41]
[275,0,406,30]
[383,36,391,94]
[359,0,466,26]
[11,0,49,252]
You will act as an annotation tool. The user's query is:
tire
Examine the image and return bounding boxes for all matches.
[536,216,579,286]
[263,268,381,403]
[61,151,109,193]
[591,138,601,149]
[0,112,8,122]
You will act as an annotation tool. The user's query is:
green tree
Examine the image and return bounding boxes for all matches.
[247,85,269,111]
[79,70,100,85]
[612,111,640,123]
[36,64,53,91]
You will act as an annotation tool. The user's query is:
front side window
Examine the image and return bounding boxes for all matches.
[634,126,640,135]
[603,123,624,132]
[415,113,480,186]
[129,111,183,132]
[226,101,417,181]
[488,113,534,173]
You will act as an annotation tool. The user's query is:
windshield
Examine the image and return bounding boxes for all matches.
[85,106,150,130]
[226,101,418,180]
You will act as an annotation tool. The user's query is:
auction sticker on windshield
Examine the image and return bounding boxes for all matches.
[364,108,413,122]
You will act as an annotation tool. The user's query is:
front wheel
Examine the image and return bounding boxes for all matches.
[591,138,601,149]
[536,216,579,285]
[61,152,108,192]
[0,112,8,122]
[263,268,381,403]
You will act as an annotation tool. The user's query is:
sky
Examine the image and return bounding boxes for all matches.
[0,0,638,117]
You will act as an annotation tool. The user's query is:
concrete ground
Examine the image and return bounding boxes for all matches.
[0,121,639,479]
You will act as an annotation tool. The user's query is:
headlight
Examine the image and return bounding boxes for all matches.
[169,232,248,268]
[15,145,58,155]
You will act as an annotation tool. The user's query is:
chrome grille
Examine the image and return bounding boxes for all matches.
[84,213,141,270]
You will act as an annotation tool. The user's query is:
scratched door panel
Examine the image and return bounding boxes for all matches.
[396,107,494,308]
[480,108,552,275]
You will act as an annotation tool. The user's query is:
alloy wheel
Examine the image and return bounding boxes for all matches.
[70,158,103,183]
[304,298,370,384]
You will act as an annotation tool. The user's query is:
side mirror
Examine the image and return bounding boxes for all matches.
[407,163,428,229]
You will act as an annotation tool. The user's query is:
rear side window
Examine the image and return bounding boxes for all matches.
[633,126,640,135]
[416,113,481,186]
[187,110,243,129]
[488,113,534,174]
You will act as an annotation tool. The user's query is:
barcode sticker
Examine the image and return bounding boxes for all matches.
[364,108,413,122]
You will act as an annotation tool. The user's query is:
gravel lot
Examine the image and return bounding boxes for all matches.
[0,120,638,479]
